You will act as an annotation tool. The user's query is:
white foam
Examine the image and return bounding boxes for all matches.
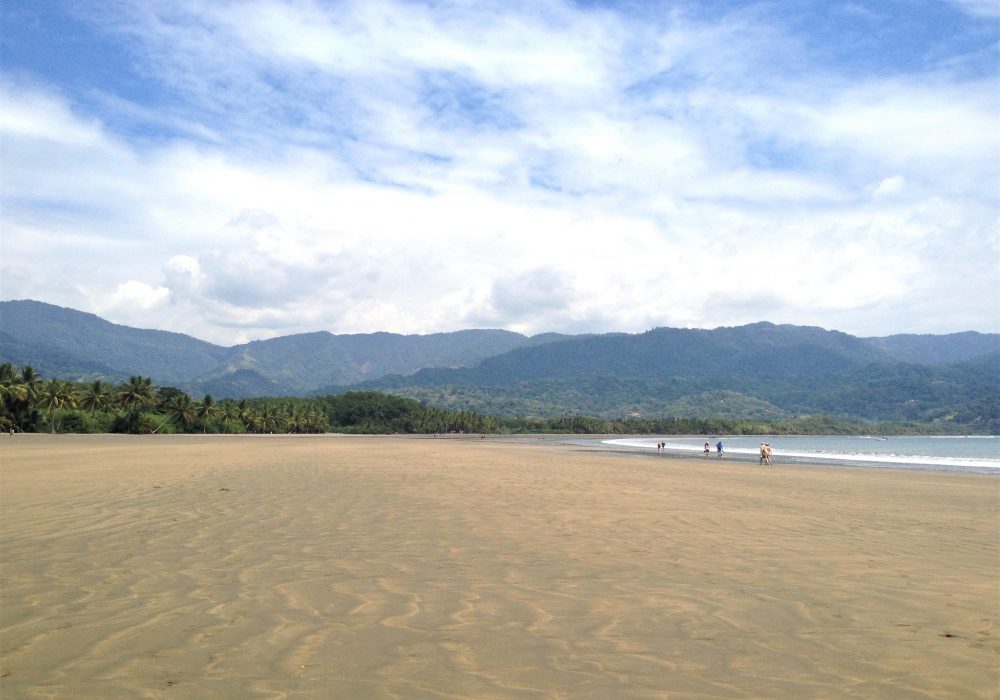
[602,438,1000,471]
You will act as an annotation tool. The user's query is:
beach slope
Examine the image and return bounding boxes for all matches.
[1,435,997,698]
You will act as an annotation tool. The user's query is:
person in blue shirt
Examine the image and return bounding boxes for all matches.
[716,440,724,459]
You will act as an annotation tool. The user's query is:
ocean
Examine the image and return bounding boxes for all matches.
[593,435,1000,473]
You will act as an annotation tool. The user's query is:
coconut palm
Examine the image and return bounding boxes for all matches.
[0,365,42,432]
[79,380,111,414]
[218,402,238,433]
[0,363,26,431]
[19,365,41,405]
[303,407,328,433]
[235,399,251,427]
[244,408,262,433]
[165,393,197,430]
[40,379,77,433]
[116,376,155,433]
[258,405,277,433]
[195,395,218,432]
[117,376,155,412]
[0,363,27,405]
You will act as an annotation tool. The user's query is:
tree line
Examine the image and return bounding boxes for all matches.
[0,365,327,435]
[0,364,969,436]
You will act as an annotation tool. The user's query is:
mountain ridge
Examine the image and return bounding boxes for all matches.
[0,300,564,394]
[2,300,997,427]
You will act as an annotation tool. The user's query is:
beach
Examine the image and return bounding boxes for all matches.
[1,434,997,699]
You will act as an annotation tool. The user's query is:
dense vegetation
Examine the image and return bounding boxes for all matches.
[357,328,1000,429]
[5,301,998,417]
[0,364,324,435]
[2,364,991,436]
[370,356,1000,431]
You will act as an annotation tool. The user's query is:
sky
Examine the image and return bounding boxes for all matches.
[1,0,998,346]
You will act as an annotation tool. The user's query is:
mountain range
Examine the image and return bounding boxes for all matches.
[2,299,998,426]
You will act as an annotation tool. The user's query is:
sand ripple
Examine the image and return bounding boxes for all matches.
[1,434,997,698]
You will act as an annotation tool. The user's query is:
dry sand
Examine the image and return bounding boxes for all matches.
[1,434,997,699]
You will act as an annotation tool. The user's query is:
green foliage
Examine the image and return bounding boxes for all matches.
[1,363,994,436]
[316,392,501,433]
[55,410,117,434]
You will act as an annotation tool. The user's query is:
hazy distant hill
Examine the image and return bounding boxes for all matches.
[358,322,924,390]
[355,324,1000,424]
[2,299,997,426]
[0,300,561,395]
[218,328,562,393]
[0,299,226,383]
[864,332,999,365]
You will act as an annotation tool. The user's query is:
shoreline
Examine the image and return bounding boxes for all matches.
[7,430,999,474]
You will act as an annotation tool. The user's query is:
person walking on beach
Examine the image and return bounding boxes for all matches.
[703,441,710,458]
[716,440,723,459]
[759,443,767,465]
[764,443,773,466]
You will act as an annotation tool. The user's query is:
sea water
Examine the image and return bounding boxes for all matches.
[597,435,1000,473]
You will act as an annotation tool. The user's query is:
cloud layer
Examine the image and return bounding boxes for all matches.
[2,0,997,344]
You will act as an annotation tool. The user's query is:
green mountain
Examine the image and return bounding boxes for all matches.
[863,332,999,365]
[0,300,561,395]
[216,328,563,393]
[0,299,226,383]
[2,299,996,428]
[355,325,999,426]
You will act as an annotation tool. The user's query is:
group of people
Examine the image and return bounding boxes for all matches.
[656,438,774,465]
[759,442,773,466]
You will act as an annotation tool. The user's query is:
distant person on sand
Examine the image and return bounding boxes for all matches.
[703,441,710,458]
[8,427,13,438]
[764,443,773,466]
[716,440,723,459]
[760,443,767,465]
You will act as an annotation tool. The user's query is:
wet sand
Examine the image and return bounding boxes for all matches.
[1,434,997,698]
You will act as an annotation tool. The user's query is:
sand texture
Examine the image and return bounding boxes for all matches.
[1,434,997,699]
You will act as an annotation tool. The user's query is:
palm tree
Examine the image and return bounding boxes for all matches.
[19,365,42,405]
[195,394,218,433]
[259,405,277,433]
[0,365,41,432]
[244,408,262,434]
[79,380,110,414]
[286,407,304,433]
[165,393,197,430]
[117,376,155,433]
[236,399,251,428]
[0,363,27,405]
[40,379,77,433]
[276,404,293,433]
[117,376,155,412]
[1,363,21,395]
[218,402,238,433]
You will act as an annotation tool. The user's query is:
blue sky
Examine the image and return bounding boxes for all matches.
[2,0,998,345]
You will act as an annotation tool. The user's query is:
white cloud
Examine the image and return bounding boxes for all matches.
[948,0,1000,18]
[0,82,104,146]
[872,176,906,199]
[2,1,998,342]
[99,280,170,317]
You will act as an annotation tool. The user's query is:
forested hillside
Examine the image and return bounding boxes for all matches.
[0,300,226,382]
[2,300,997,428]
[356,326,999,428]
[0,300,562,394]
